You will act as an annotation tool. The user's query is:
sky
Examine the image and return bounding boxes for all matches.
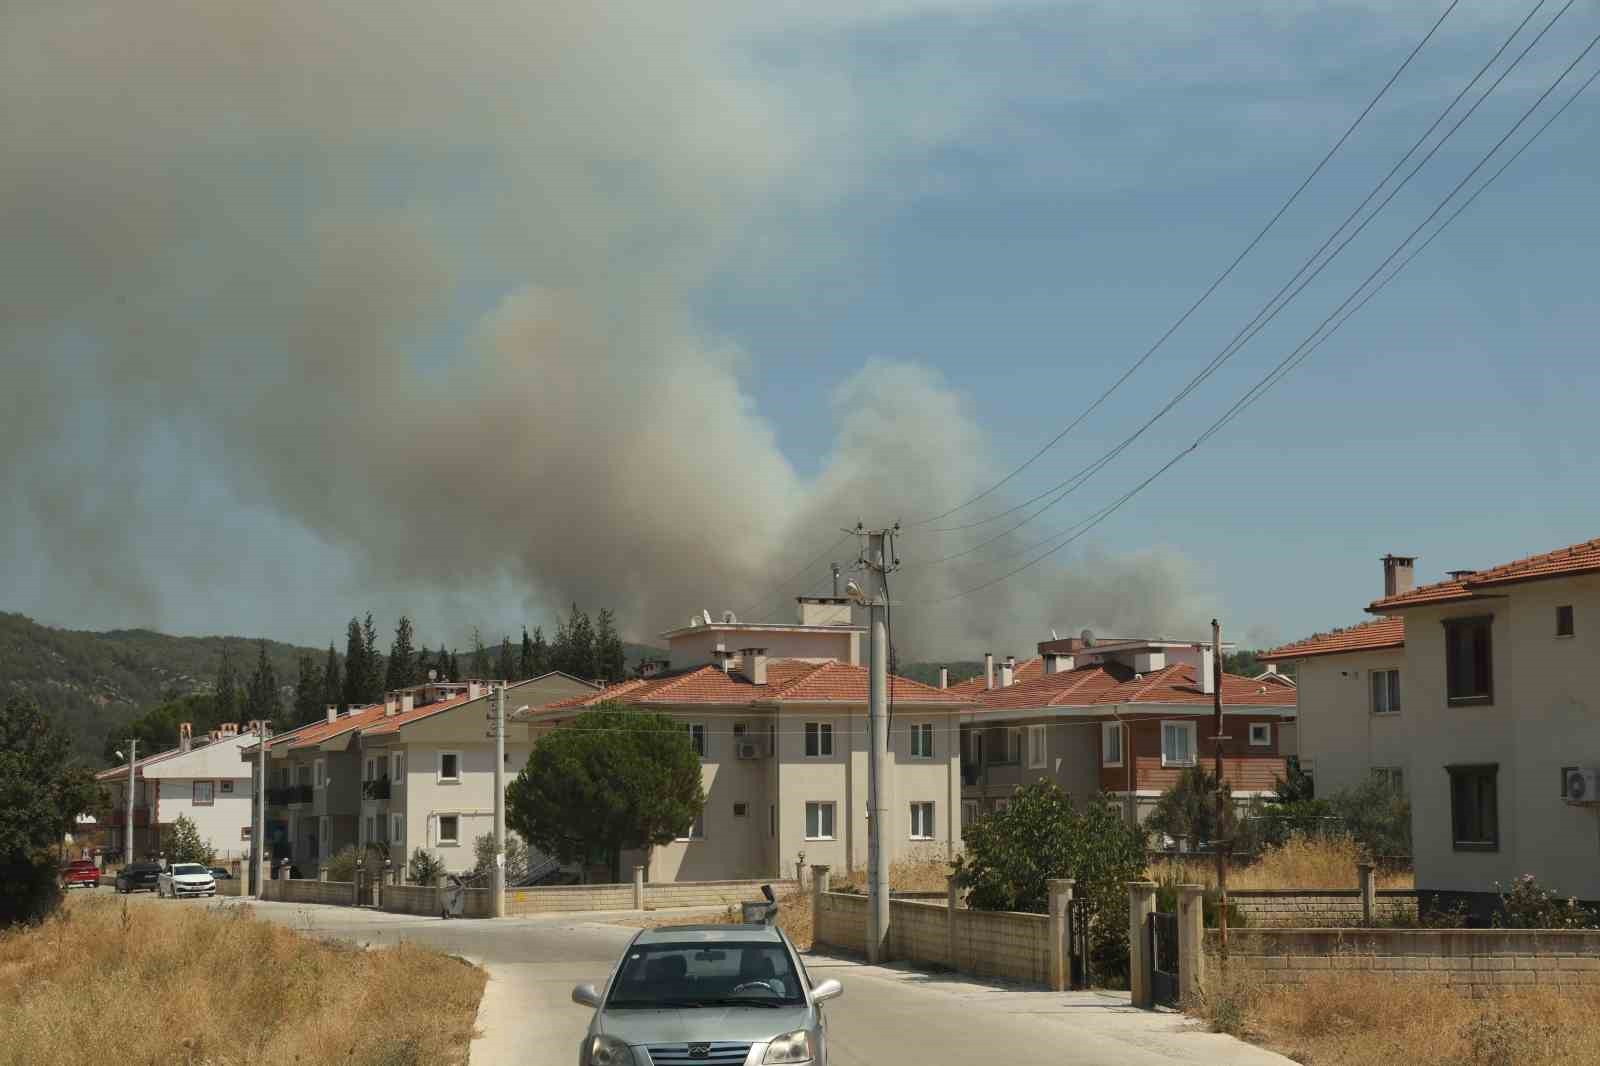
[3,1,1597,660]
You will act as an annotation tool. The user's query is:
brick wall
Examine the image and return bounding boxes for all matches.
[646,880,797,910]
[1209,928,1600,994]
[1230,890,1419,928]
[505,883,634,914]
[264,878,356,906]
[815,890,1051,986]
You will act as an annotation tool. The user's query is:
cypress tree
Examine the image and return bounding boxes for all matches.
[518,626,536,681]
[214,641,238,723]
[245,640,280,722]
[530,626,549,678]
[495,636,515,682]
[293,654,323,725]
[469,628,490,679]
[361,613,383,701]
[595,609,625,682]
[387,615,417,689]
[447,648,460,682]
[322,642,342,713]
[561,603,597,680]
[341,617,365,709]
[435,644,452,681]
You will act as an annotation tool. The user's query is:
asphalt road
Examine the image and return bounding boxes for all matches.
[214,899,1290,1066]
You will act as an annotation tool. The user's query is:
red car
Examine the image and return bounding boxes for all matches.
[60,860,101,889]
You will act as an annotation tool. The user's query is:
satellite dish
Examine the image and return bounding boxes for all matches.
[722,610,738,624]
[1081,628,1095,647]
[689,615,700,627]
[845,580,868,606]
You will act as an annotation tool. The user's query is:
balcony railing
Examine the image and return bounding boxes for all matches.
[267,784,314,806]
[362,777,392,800]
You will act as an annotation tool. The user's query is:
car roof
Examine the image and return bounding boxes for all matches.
[632,924,784,946]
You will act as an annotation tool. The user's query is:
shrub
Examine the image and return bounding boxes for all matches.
[325,844,390,883]
[161,814,215,865]
[1154,877,1247,929]
[1326,777,1410,860]
[1494,874,1599,930]
[472,832,529,882]
[407,847,446,886]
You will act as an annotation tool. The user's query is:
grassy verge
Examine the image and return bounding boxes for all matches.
[0,896,485,1066]
[1148,835,1413,891]
[1195,969,1600,1066]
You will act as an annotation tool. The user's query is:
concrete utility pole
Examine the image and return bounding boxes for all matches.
[1211,619,1229,954]
[492,681,507,918]
[254,720,271,899]
[850,525,896,964]
[124,738,137,865]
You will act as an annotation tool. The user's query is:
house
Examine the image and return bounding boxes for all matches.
[239,672,599,876]
[529,597,973,882]
[96,723,258,861]
[958,633,1298,825]
[1264,538,1600,904]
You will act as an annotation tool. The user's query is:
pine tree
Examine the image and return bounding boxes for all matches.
[495,636,515,682]
[518,626,536,681]
[557,603,597,680]
[245,640,280,722]
[595,609,625,682]
[214,641,238,723]
[414,645,432,683]
[323,642,342,712]
[293,654,323,725]
[469,628,490,679]
[446,648,460,681]
[341,617,365,709]
[387,615,417,689]
[435,644,452,682]
[530,627,548,678]
[361,613,383,701]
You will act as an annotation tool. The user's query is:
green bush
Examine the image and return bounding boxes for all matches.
[407,847,446,886]
[472,832,529,881]
[325,843,390,882]
[1494,874,1599,929]
[1154,877,1247,929]
[161,814,216,865]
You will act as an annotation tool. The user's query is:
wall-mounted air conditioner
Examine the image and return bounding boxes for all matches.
[736,740,766,760]
[1563,768,1600,804]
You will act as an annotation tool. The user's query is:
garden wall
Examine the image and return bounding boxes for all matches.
[814,890,1052,986]
[262,878,355,906]
[1229,889,1418,927]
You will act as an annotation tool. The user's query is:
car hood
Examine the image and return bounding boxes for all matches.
[169,873,214,883]
[597,1005,813,1046]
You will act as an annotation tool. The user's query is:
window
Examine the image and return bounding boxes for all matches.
[675,813,705,841]
[992,797,1010,813]
[390,814,403,842]
[219,780,234,794]
[804,722,833,758]
[991,727,1022,764]
[733,722,747,739]
[961,800,979,826]
[1557,604,1575,637]
[1371,669,1401,714]
[686,723,706,758]
[1026,725,1047,769]
[1101,723,1123,767]
[365,758,375,781]
[804,801,835,840]
[1444,617,1493,704]
[437,814,459,845]
[910,722,935,759]
[1448,764,1498,851]
[192,781,215,805]
[1373,767,1406,796]
[1161,721,1196,767]
[296,765,311,788]
[314,759,326,789]
[390,752,403,780]
[733,802,748,818]
[365,815,375,844]
[1249,723,1272,747]
[438,751,460,783]
[909,802,935,840]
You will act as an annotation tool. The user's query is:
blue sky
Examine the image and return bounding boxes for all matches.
[2,1,1596,656]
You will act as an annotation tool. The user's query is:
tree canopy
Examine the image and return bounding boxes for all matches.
[506,706,704,883]
[386,615,417,690]
[1,695,99,924]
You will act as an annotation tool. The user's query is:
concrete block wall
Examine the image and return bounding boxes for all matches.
[888,899,950,965]
[646,879,798,910]
[1210,929,1600,995]
[264,878,356,906]
[380,884,437,916]
[215,877,246,897]
[815,891,1050,986]
[953,907,1050,985]
[505,883,635,915]
[462,887,493,918]
[815,891,870,951]
[1229,890,1419,928]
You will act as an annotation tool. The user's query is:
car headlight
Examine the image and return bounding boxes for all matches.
[763,1029,814,1064]
[581,1034,631,1066]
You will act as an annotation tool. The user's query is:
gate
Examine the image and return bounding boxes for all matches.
[1147,911,1179,1007]
[1068,897,1092,989]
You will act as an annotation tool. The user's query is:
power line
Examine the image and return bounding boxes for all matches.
[732,531,854,622]
[903,0,1463,529]
[904,31,1600,606]
[903,0,1570,561]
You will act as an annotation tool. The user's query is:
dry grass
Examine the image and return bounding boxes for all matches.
[1196,969,1600,1066]
[1148,835,1413,891]
[0,896,485,1066]
[832,855,953,895]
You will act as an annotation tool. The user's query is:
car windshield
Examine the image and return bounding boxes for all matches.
[606,941,804,1009]
[171,864,208,876]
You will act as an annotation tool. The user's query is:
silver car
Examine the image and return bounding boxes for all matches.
[571,922,842,1066]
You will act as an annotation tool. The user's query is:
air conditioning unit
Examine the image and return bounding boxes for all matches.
[736,740,763,760]
[1563,768,1600,804]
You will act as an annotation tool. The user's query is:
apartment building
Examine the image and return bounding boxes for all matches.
[957,634,1297,825]
[96,723,257,860]
[530,598,971,881]
[1266,538,1600,903]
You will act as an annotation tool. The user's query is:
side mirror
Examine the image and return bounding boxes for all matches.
[810,978,842,1003]
[571,983,602,1008]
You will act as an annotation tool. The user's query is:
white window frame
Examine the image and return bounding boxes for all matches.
[438,750,461,784]
[192,780,215,806]
[390,814,403,843]
[992,797,1010,813]
[1249,722,1272,747]
[910,722,935,759]
[437,813,460,846]
[1371,669,1401,715]
[1004,727,1022,764]
[1101,722,1123,768]
[1161,720,1197,768]
[961,800,979,826]
[1026,725,1047,769]
[365,758,375,781]
[675,812,705,842]
[390,751,403,781]
[314,758,326,789]
[804,801,836,841]
[1373,766,1406,796]
[686,723,707,758]
[804,722,834,759]
[909,801,935,840]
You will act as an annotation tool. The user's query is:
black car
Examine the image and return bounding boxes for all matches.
[115,862,162,893]
[209,866,233,880]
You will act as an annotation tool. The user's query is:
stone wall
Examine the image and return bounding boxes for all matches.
[952,907,1050,985]
[814,891,1052,987]
[215,876,245,897]
[646,879,798,910]
[264,878,355,906]
[1230,889,1418,928]
[380,884,437,916]
[505,883,634,914]
[1210,928,1600,994]
[815,890,869,951]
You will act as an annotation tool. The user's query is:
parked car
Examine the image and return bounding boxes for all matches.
[158,863,217,899]
[60,860,101,889]
[570,920,841,1066]
[209,866,233,880]
[115,862,162,894]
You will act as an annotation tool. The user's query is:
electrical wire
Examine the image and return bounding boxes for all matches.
[732,531,854,622]
[902,31,1600,606]
[902,0,1463,530]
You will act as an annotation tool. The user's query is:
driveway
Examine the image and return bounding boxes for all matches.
[225,900,1291,1065]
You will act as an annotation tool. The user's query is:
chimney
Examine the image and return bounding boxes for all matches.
[1197,646,1216,696]
[384,692,398,716]
[938,666,949,690]
[401,693,414,714]
[1382,554,1416,598]
[221,722,238,737]
[1264,663,1278,676]
[178,722,192,753]
[984,652,994,690]
[1046,653,1075,674]
[1447,569,1477,582]
[745,648,768,685]
[1000,656,1016,688]
[468,680,483,700]
[326,705,338,724]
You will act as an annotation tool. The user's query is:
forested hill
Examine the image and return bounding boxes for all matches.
[0,612,319,764]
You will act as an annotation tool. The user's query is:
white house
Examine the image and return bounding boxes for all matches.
[97,722,258,860]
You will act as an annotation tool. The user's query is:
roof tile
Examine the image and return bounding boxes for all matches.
[1368,535,1600,611]
[1261,617,1405,661]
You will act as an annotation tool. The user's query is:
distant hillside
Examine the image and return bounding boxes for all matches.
[899,661,985,688]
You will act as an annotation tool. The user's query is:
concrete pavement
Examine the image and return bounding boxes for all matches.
[222,900,1291,1066]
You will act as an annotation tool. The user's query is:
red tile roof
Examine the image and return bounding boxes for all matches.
[970,662,1295,711]
[970,662,1133,708]
[539,659,974,711]
[1260,617,1405,661]
[360,694,476,736]
[1368,536,1600,611]
[947,657,1043,695]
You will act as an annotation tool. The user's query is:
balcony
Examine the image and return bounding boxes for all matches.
[267,784,314,806]
[362,777,392,800]
[961,762,981,788]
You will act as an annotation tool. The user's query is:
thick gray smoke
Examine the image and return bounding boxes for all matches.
[1,1,1217,657]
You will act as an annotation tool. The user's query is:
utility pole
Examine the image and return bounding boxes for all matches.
[124,738,137,867]
[850,525,896,964]
[492,681,507,918]
[1211,618,1229,954]
[254,720,271,898]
